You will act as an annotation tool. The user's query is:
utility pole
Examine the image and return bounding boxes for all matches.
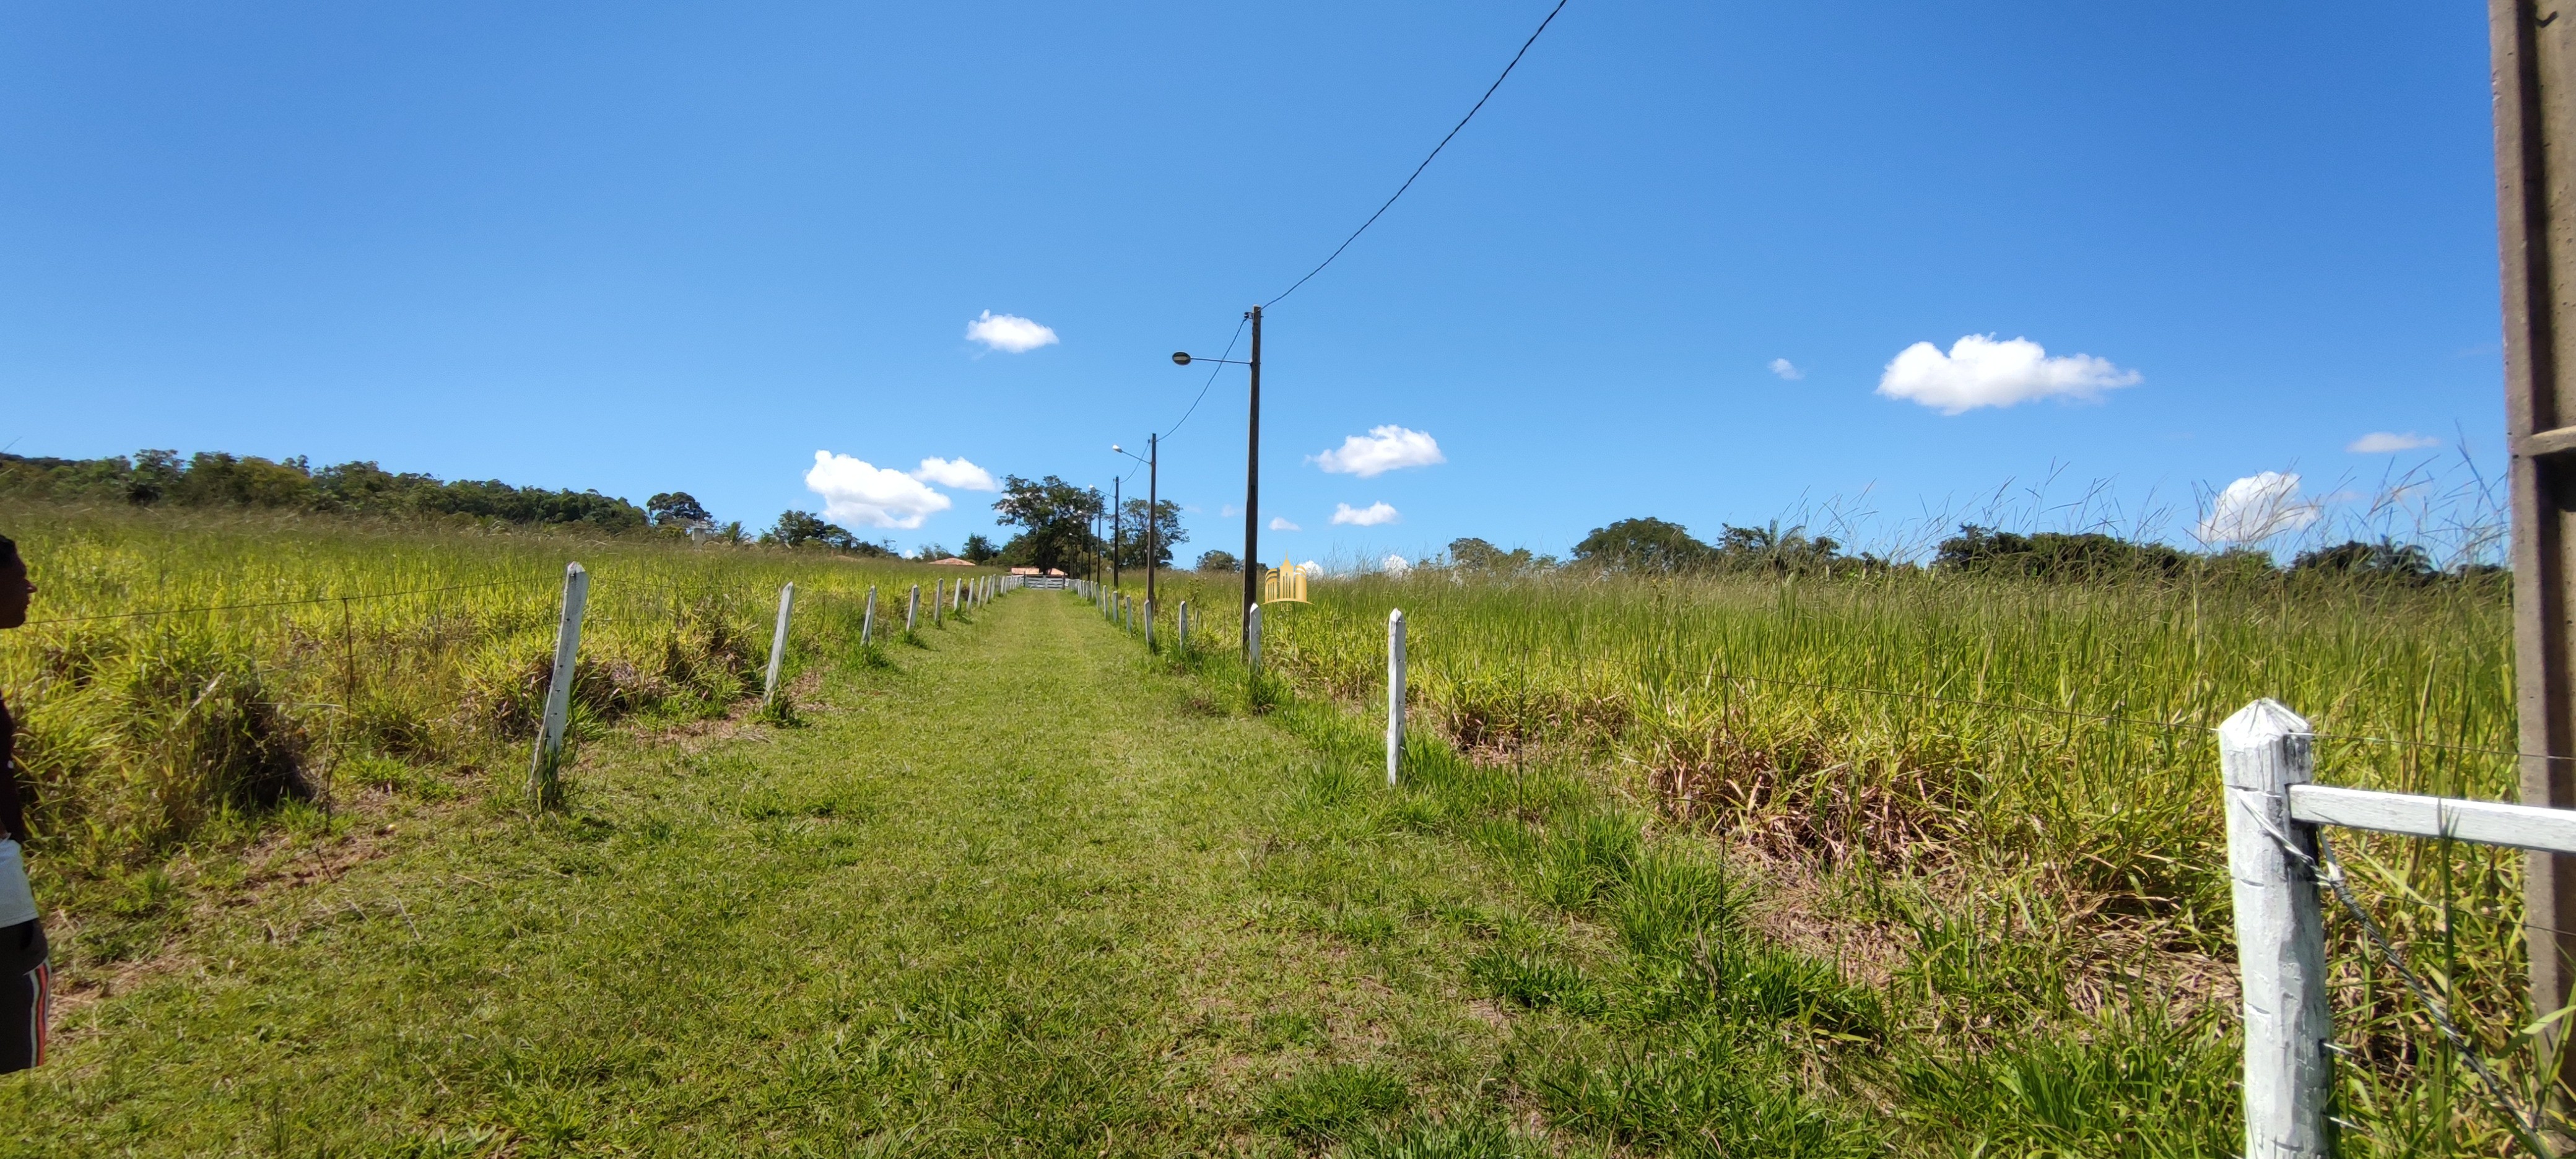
[1167,307,1264,655]
[1146,433,1159,617]
[1112,474,1123,593]
[1242,305,1263,649]
[2493,0,2576,1104]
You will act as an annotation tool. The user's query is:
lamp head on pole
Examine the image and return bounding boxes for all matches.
[1111,445,1122,454]
[1171,352,1191,366]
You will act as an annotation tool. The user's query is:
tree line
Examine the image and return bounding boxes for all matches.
[1437,515,2496,585]
[2,449,655,532]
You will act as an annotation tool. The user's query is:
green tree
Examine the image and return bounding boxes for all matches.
[1112,498,1187,568]
[1196,549,1240,573]
[648,492,711,527]
[764,510,848,549]
[962,533,999,563]
[991,475,1103,572]
[2292,538,2435,584]
[1571,517,1712,573]
[1447,537,1539,573]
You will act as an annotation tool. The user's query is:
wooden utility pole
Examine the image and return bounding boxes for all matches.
[2494,0,2576,1103]
[1243,305,1263,651]
[1112,474,1123,593]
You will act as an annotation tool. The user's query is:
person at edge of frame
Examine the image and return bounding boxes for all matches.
[0,534,47,1073]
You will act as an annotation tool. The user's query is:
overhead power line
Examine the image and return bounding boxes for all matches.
[1263,0,1573,309]
[1159,314,1250,442]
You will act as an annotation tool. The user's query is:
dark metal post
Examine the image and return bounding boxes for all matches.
[2494,0,2576,1105]
[1112,475,1123,593]
[1242,305,1263,650]
[1146,433,1159,617]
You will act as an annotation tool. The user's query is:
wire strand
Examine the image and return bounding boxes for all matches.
[22,578,550,626]
[1263,0,1572,308]
[1162,315,1250,441]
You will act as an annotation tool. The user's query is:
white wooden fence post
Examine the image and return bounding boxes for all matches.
[954,578,963,615]
[1247,602,1262,674]
[527,562,591,810]
[2220,698,2331,1159]
[1386,608,1406,787]
[861,585,876,646]
[763,583,796,706]
[1178,600,1190,653]
[907,584,920,634]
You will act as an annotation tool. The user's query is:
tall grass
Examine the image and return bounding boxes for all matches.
[1124,561,2536,1153]
[1,501,992,919]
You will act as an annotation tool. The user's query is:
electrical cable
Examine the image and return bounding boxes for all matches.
[1263,0,1572,309]
[1160,314,1249,441]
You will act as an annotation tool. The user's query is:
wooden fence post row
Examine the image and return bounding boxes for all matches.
[762,583,796,706]
[1386,608,1405,788]
[528,562,591,811]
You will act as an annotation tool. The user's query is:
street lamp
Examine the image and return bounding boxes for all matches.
[1171,305,1263,652]
[1114,438,1159,622]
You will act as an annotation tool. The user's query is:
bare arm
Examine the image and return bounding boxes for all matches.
[0,697,22,843]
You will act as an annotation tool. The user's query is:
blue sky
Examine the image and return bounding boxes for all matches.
[0,2,2505,563]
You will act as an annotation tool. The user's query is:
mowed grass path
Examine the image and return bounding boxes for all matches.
[1,592,1539,1157]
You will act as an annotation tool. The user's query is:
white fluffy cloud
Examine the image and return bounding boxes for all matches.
[1877,334,2139,414]
[1332,501,1401,527]
[1768,358,1804,381]
[2347,432,2439,453]
[910,456,997,490]
[1313,425,1445,477]
[804,451,954,529]
[2196,471,2321,544]
[1382,554,1412,576]
[1269,516,1301,531]
[964,310,1059,354]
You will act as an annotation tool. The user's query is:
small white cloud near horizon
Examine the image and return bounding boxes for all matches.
[2347,432,2440,454]
[1382,554,1412,576]
[805,451,954,529]
[1877,334,2140,414]
[1313,425,1445,477]
[910,456,997,490]
[1768,358,1804,381]
[1332,501,1401,527]
[2196,471,2321,544]
[963,310,1059,354]
[1269,516,1301,531]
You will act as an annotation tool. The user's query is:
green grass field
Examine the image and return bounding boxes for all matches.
[0,503,2544,1155]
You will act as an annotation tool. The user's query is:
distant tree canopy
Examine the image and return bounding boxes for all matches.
[2,449,653,532]
[1447,537,1544,573]
[1196,549,1240,573]
[1572,518,1710,572]
[1933,525,2194,581]
[1110,498,1187,568]
[647,492,711,527]
[962,533,999,563]
[1570,518,1848,575]
[760,510,893,556]
[991,475,1104,572]
[2291,538,2438,583]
